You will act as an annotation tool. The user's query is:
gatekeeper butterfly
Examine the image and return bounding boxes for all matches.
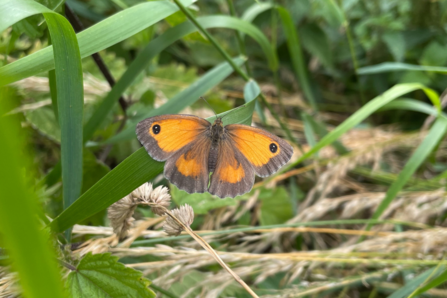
[136,109,293,198]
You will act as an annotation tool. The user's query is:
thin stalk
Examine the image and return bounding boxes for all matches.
[172,0,296,145]
[156,204,259,298]
[342,9,366,105]
[226,0,251,76]
[131,219,427,246]
[172,0,249,81]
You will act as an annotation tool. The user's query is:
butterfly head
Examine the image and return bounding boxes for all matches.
[211,117,225,143]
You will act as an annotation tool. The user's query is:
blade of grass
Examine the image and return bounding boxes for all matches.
[241,2,275,23]
[102,57,246,144]
[0,0,195,86]
[408,266,447,298]
[388,266,445,298]
[0,87,65,298]
[282,83,438,171]
[44,13,84,241]
[244,79,264,123]
[358,62,447,75]
[277,6,317,112]
[362,116,447,237]
[49,101,255,233]
[84,16,276,141]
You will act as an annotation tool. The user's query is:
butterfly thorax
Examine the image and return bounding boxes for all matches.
[208,118,225,172]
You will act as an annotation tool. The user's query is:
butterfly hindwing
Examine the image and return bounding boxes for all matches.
[225,124,293,177]
[208,138,255,198]
[164,135,212,194]
[136,114,210,161]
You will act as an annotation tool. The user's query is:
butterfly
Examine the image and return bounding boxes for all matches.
[136,112,293,198]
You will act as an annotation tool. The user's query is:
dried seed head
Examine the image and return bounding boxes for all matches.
[131,182,153,201]
[107,194,138,240]
[149,185,171,216]
[163,204,195,236]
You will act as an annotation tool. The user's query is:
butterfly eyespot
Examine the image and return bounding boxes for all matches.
[152,124,161,134]
[269,143,278,153]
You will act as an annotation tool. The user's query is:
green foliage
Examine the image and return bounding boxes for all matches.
[171,186,237,214]
[259,187,293,225]
[3,0,447,296]
[66,253,155,298]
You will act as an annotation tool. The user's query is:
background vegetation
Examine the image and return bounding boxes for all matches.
[2,0,447,297]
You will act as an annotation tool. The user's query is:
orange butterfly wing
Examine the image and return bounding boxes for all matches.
[208,138,255,198]
[136,115,212,194]
[136,115,210,161]
[225,124,293,177]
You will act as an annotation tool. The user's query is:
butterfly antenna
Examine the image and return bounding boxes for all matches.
[200,96,218,118]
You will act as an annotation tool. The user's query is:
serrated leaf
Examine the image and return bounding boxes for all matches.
[66,253,155,298]
[259,187,293,225]
[170,185,237,214]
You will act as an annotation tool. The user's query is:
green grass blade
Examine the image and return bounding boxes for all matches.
[363,116,447,234]
[0,0,195,86]
[243,79,264,123]
[0,0,51,32]
[277,6,317,111]
[102,56,246,144]
[285,83,437,170]
[44,13,84,241]
[49,101,256,233]
[408,267,447,298]
[84,16,275,141]
[380,98,446,117]
[0,88,65,298]
[241,2,275,23]
[388,266,445,298]
[358,62,447,75]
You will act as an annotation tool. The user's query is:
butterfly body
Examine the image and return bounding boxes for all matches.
[136,114,293,198]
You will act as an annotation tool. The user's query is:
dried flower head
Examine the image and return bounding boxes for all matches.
[108,183,172,239]
[131,182,153,201]
[107,194,137,240]
[163,204,195,236]
[149,185,171,216]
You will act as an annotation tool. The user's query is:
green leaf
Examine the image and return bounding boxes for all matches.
[44,13,84,230]
[364,116,447,233]
[0,87,65,298]
[170,186,237,214]
[380,98,445,117]
[287,83,439,169]
[388,266,445,298]
[408,267,447,298]
[357,62,447,75]
[241,2,275,23]
[103,57,246,144]
[300,23,333,70]
[259,187,293,225]
[84,15,275,142]
[0,0,196,86]
[25,107,61,142]
[244,79,264,123]
[277,6,317,111]
[67,253,155,298]
[382,31,406,62]
[50,101,256,233]
[420,41,447,67]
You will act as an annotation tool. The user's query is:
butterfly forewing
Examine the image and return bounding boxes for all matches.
[225,124,293,177]
[136,115,210,161]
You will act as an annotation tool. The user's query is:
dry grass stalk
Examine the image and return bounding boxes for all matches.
[106,183,259,298]
[0,268,18,298]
